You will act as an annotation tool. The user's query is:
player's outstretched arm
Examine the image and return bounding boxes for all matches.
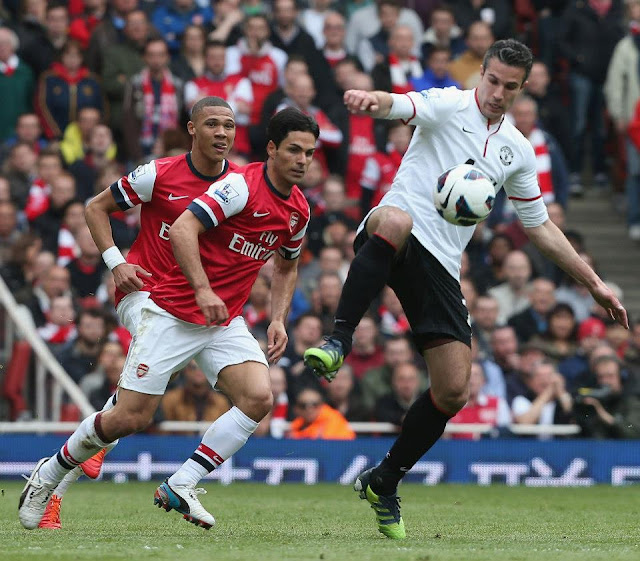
[267,253,299,363]
[524,219,628,328]
[169,210,229,326]
[86,188,151,293]
[344,89,394,119]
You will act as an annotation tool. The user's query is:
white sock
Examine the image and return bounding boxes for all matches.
[168,407,258,488]
[39,412,111,485]
[101,391,118,412]
[53,467,82,498]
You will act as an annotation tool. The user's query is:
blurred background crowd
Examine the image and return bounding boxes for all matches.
[1,0,640,440]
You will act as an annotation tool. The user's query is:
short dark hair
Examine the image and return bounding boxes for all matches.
[483,39,533,83]
[144,37,168,54]
[266,107,319,147]
[191,96,233,121]
[205,39,226,51]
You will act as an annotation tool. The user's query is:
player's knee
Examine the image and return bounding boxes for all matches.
[433,384,469,415]
[379,208,413,240]
[240,387,273,421]
[118,410,153,435]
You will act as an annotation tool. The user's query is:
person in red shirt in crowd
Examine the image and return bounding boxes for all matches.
[68,0,107,49]
[360,121,412,216]
[322,11,347,68]
[185,40,253,155]
[36,294,77,348]
[31,96,239,529]
[345,315,385,380]
[227,13,287,139]
[24,149,64,222]
[379,286,410,337]
[448,361,511,440]
[57,200,85,267]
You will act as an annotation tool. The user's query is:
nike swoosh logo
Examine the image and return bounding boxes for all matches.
[443,184,455,207]
[253,211,270,217]
[168,194,189,201]
[462,126,474,134]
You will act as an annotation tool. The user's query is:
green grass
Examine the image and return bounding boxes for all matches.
[1,482,639,561]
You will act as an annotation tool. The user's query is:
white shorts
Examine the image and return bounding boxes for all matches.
[115,291,151,335]
[119,298,268,395]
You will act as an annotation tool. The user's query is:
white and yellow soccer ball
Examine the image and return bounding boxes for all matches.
[434,164,496,227]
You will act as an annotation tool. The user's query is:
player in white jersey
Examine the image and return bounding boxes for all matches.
[304,39,628,540]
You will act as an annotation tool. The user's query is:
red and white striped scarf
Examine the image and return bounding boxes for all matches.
[388,54,423,94]
[140,68,179,148]
[528,128,554,203]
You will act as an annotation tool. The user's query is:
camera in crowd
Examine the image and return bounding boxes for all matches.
[573,386,614,407]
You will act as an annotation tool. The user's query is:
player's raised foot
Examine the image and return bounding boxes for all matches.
[153,479,215,530]
[354,468,406,540]
[80,448,106,479]
[18,457,56,529]
[38,494,62,529]
[303,337,344,381]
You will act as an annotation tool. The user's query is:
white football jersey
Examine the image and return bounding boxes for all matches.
[363,87,548,281]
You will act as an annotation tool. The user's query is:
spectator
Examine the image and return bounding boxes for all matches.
[0,27,34,142]
[374,361,422,426]
[0,232,42,295]
[490,325,523,402]
[59,106,106,167]
[37,294,77,348]
[509,94,569,206]
[311,271,343,334]
[56,200,85,267]
[524,61,572,174]
[24,149,63,222]
[0,200,20,265]
[470,231,513,293]
[55,308,106,383]
[300,0,334,49]
[31,173,77,253]
[207,0,244,47]
[321,11,347,68]
[508,278,557,344]
[345,315,385,379]
[325,363,370,422]
[360,0,402,72]
[378,285,410,337]
[102,10,151,142]
[530,303,579,362]
[511,361,574,435]
[625,97,640,241]
[452,0,513,40]
[258,364,289,437]
[270,0,337,110]
[86,0,138,75]
[162,361,232,422]
[420,5,465,62]
[574,355,640,438]
[4,142,38,207]
[18,2,68,78]
[624,321,640,374]
[360,335,428,412]
[559,325,611,390]
[79,340,124,401]
[411,46,460,91]
[227,13,287,148]
[448,20,493,89]
[171,24,206,83]
[559,0,625,195]
[66,225,105,300]
[488,250,532,324]
[122,38,184,163]
[471,294,500,357]
[68,124,118,201]
[346,0,423,68]
[371,25,423,94]
[36,36,104,139]
[0,113,47,166]
[298,245,346,299]
[244,274,271,334]
[288,387,356,440]
[448,361,511,439]
[279,312,325,399]
[151,0,213,56]
[68,0,108,50]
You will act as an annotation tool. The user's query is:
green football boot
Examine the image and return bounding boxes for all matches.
[354,468,406,539]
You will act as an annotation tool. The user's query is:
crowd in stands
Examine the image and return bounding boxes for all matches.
[1,0,640,440]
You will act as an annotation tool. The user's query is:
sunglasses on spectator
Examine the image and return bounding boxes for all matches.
[297,401,321,409]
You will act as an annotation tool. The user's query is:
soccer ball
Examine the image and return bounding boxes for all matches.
[434,164,496,227]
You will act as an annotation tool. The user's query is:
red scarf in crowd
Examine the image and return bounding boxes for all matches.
[51,62,90,84]
[388,54,423,94]
[528,127,554,203]
[0,54,19,77]
[140,68,179,148]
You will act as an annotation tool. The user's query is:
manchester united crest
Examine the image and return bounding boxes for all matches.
[289,212,299,231]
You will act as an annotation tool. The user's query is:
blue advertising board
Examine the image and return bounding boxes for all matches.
[1,435,639,485]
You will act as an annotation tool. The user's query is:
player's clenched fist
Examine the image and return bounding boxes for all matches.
[113,263,152,294]
[344,89,379,114]
[195,287,229,326]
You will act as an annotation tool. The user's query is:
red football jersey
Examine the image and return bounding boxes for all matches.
[110,153,237,306]
[151,162,310,326]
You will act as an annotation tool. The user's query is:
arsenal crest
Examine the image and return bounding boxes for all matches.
[136,363,149,378]
[289,212,299,231]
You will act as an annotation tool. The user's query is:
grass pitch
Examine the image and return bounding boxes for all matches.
[1,481,639,561]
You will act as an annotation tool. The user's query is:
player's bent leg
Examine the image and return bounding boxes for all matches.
[306,206,413,379]
[99,389,162,439]
[157,361,269,528]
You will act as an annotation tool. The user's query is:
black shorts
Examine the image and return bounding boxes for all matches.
[354,228,472,349]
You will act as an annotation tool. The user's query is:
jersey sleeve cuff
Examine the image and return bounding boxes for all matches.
[188,200,217,230]
[110,182,133,211]
[388,93,416,123]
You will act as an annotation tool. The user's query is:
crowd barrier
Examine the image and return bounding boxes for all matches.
[1,435,639,486]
